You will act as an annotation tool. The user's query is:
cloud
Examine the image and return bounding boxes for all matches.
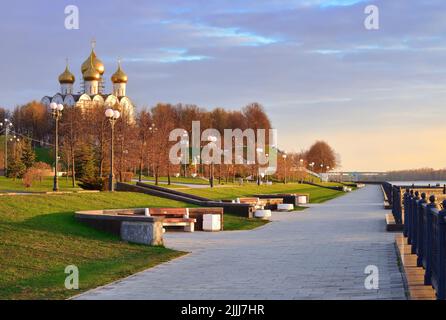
[124,48,210,64]
[319,0,368,8]
[160,20,281,47]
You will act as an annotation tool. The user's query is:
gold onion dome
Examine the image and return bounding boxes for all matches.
[111,61,128,83]
[58,64,75,84]
[83,55,101,81]
[81,49,105,75]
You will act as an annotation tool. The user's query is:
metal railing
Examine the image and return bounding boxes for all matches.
[403,194,446,300]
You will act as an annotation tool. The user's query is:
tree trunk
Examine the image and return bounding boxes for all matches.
[167,163,171,185]
[155,166,159,185]
[71,150,75,188]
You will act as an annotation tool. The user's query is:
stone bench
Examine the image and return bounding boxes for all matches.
[235,197,283,210]
[259,198,283,210]
[236,197,263,209]
[253,193,310,205]
[146,208,196,232]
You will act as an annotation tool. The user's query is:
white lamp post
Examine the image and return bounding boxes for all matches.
[105,108,120,191]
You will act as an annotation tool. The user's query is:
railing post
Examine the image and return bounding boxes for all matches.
[408,191,420,245]
[392,186,398,222]
[412,193,426,255]
[424,195,437,285]
[434,201,446,300]
[403,189,412,236]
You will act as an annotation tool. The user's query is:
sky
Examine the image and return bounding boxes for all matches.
[0,0,445,171]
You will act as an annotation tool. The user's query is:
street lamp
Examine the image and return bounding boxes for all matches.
[105,108,120,191]
[208,135,217,188]
[147,124,157,177]
[0,119,13,177]
[282,153,288,184]
[177,156,183,177]
[256,147,263,186]
[265,153,269,184]
[299,159,304,183]
[50,102,64,191]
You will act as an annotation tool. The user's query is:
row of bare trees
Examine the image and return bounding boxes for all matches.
[1,102,340,187]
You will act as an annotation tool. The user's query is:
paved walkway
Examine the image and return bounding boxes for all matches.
[76,185,406,300]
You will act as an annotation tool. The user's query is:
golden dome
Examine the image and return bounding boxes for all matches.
[81,49,105,75]
[58,64,75,84]
[111,61,128,83]
[83,55,101,81]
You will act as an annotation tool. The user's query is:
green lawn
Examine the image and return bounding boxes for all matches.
[180,183,344,203]
[0,176,81,193]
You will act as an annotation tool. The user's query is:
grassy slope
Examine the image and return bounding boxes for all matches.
[0,176,81,192]
[180,183,343,203]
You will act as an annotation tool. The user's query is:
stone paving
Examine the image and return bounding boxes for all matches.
[75,185,406,300]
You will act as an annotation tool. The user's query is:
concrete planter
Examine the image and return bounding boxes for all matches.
[203,214,222,231]
[254,209,272,220]
[277,203,294,211]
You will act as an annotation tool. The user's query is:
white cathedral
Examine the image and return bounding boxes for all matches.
[41,41,135,121]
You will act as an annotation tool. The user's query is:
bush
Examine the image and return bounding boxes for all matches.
[121,172,134,182]
[78,177,105,191]
[22,162,52,188]
[21,139,36,169]
[7,157,26,180]
[23,169,36,188]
